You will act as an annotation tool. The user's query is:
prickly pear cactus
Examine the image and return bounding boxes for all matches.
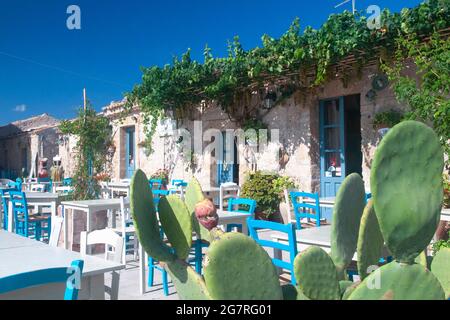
[166,259,212,300]
[430,248,450,299]
[348,261,445,300]
[158,195,193,260]
[130,169,175,262]
[330,173,366,278]
[203,232,283,300]
[294,246,341,300]
[357,200,384,280]
[185,178,211,241]
[371,121,444,263]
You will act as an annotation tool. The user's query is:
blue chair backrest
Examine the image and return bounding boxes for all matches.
[228,198,257,215]
[171,179,188,187]
[37,177,52,192]
[9,191,30,237]
[153,189,170,210]
[149,179,163,190]
[365,192,372,203]
[0,260,84,300]
[0,188,15,230]
[290,192,321,229]
[63,178,73,186]
[247,218,298,284]
[7,178,22,191]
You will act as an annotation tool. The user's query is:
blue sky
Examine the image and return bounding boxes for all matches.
[0,0,423,125]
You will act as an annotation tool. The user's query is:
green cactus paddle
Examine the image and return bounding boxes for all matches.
[357,200,384,280]
[158,195,193,260]
[130,169,175,262]
[430,248,450,299]
[203,232,283,300]
[370,121,444,263]
[330,173,366,278]
[294,246,341,300]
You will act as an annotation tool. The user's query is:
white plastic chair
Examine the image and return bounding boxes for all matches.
[80,229,124,300]
[49,216,64,247]
[109,197,138,264]
[219,182,241,211]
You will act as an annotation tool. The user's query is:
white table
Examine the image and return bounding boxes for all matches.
[138,210,251,295]
[0,230,124,300]
[107,182,130,198]
[61,199,123,250]
[5,192,59,233]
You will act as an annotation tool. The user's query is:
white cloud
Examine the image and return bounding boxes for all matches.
[13,104,27,112]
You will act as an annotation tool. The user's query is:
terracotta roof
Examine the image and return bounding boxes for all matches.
[0,113,60,139]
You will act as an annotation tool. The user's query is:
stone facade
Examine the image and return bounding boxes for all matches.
[0,114,61,178]
[100,64,409,194]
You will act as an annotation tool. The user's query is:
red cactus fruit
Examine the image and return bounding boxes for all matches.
[194,199,219,230]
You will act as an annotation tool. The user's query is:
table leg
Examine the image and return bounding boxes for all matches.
[241,220,248,235]
[51,201,57,230]
[7,201,13,232]
[139,245,146,295]
[63,206,69,249]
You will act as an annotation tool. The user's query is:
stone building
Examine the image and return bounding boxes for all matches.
[96,61,411,221]
[0,114,61,179]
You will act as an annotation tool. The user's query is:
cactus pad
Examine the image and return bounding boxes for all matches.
[166,260,212,300]
[203,232,283,300]
[158,195,193,260]
[357,200,384,280]
[348,261,445,300]
[294,246,341,300]
[371,121,444,263]
[185,178,211,241]
[130,170,175,262]
[339,280,354,297]
[430,248,450,299]
[331,173,366,277]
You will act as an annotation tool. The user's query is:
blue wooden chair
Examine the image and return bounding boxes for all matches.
[226,198,257,233]
[152,189,170,211]
[10,191,51,241]
[365,192,372,203]
[248,218,298,285]
[0,260,84,300]
[290,192,321,230]
[8,178,22,191]
[37,177,53,193]
[63,178,73,186]
[149,179,163,190]
[0,188,15,230]
[171,179,188,187]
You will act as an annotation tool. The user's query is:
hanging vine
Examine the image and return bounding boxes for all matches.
[126,0,450,151]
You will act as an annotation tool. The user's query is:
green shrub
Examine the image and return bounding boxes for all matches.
[443,174,450,209]
[433,231,450,256]
[240,171,296,220]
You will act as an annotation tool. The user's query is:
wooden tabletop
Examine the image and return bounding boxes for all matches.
[0,231,124,278]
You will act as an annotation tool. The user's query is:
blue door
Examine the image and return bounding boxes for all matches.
[217,131,236,186]
[125,127,136,179]
[320,97,346,221]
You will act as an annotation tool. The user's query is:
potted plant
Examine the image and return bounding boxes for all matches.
[240,171,296,221]
[150,169,169,188]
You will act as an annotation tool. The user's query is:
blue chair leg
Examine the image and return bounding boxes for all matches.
[35,222,41,241]
[195,240,202,274]
[148,257,154,287]
[162,269,169,296]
